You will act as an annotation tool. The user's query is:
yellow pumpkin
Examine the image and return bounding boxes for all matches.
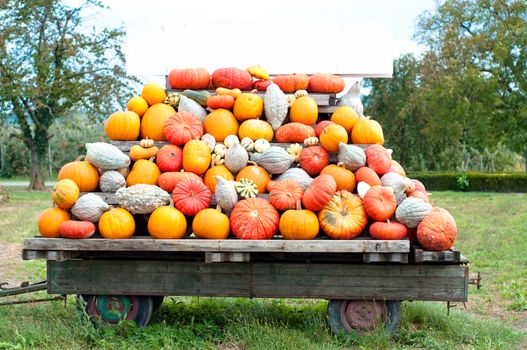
[351,117,384,145]
[148,205,187,239]
[233,93,264,121]
[238,119,274,141]
[204,165,234,193]
[98,208,135,239]
[321,164,356,192]
[129,145,159,161]
[58,156,99,192]
[142,82,166,105]
[140,103,176,141]
[104,111,141,141]
[183,140,211,175]
[192,208,230,239]
[279,202,319,240]
[330,106,359,133]
[290,96,318,125]
[203,109,239,142]
[320,124,348,152]
[38,208,70,238]
[246,65,269,80]
[126,96,149,117]
[126,159,161,186]
[52,179,79,209]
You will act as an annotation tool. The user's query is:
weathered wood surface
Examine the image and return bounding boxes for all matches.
[205,252,250,263]
[412,245,462,264]
[24,237,409,254]
[363,253,408,264]
[47,260,468,301]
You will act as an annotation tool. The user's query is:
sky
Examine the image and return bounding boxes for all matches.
[90,0,437,85]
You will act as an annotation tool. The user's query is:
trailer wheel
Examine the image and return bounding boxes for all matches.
[327,300,401,336]
[80,295,153,327]
[152,296,164,312]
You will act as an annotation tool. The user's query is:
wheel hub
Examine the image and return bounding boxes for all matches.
[340,300,387,331]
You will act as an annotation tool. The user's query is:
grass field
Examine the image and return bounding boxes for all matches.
[0,190,526,349]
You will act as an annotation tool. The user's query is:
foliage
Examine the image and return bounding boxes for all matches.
[456,174,469,191]
[408,171,527,192]
[0,0,135,189]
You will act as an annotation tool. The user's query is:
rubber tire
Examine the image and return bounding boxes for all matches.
[327,300,401,336]
[152,296,165,312]
[79,294,153,327]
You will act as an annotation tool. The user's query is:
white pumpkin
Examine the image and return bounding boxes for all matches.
[357,181,371,199]
[215,176,238,213]
[85,142,130,170]
[381,172,407,195]
[100,171,126,193]
[264,82,288,130]
[395,197,433,228]
[223,135,240,149]
[178,95,207,122]
[201,134,216,152]
[224,142,248,173]
[116,184,171,214]
[337,142,366,171]
[253,139,270,153]
[71,193,109,222]
[240,137,255,152]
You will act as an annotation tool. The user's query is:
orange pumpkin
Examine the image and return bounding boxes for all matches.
[417,208,457,251]
[98,208,135,239]
[207,95,235,110]
[230,198,279,239]
[172,178,212,216]
[203,109,239,142]
[157,171,202,193]
[318,190,367,239]
[267,180,304,211]
[163,111,203,146]
[238,119,274,141]
[370,221,408,240]
[168,68,210,90]
[308,74,345,93]
[299,146,329,176]
[216,87,242,99]
[148,205,187,239]
[354,167,381,186]
[104,111,141,141]
[126,159,161,186]
[366,145,392,175]
[236,163,271,194]
[351,117,384,145]
[204,165,234,193]
[233,92,264,121]
[140,103,176,141]
[362,185,397,221]
[321,164,356,192]
[390,160,406,177]
[330,106,359,133]
[58,156,99,192]
[59,220,96,239]
[142,82,166,105]
[279,201,319,240]
[127,96,149,117]
[156,144,183,172]
[275,123,316,143]
[290,96,318,125]
[52,179,79,209]
[38,208,70,238]
[302,174,337,212]
[130,145,159,161]
[319,124,348,152]
[315,120,335,137]
[183,140,211,175]
[272,74,310,93]
[193,207,230,239]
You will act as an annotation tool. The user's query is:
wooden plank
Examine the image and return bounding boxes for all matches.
[363,253,408,264]
[47,260,468,301]
[413,245,462,263]
[205,252,250,263]
[24,237,409,254]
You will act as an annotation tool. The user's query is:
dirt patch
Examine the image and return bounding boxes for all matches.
[465,291,527,332]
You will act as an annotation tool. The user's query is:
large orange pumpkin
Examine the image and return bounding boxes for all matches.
[58,156,99,192]
[272,74,310,93]
[183,140,211,175]
[126,159,161,186]
[290,96,318,125]
[321,164,356,192]
[370,221,407,240]
[354,167,381,186]
[142,82,166,105]
[148,205,187,239]
[212,67,253,90]
[366,145,392,175]
[163,111,203,146]
[299,146,329,176]
[233,93,264,121]
[140,103,176,141]
[104,111,140,141]
[52,179,79,209]
[126,96,149,117]
[330,106,359,133]
[318,190,367,239]
[193,208,230,239]
[38,208,70,238]
[204,165,234,193]
[157,171,202,193]
[172,178,212,216]
[230,198,279,239]
[267,180,304,211]
[351,117,384,145]
[279,201,319,240]
[156,144,183,172]
[236,164,271,194]
[203,108,239,142]
[362,185,397,221]
[302,174,337,212]
[98,208,135,239]
[308,74,345,93]
[319,124,348,152]
[275,123,316,143]
[417,208,457,251]
[167,68,210,90]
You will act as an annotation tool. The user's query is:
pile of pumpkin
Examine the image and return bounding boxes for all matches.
[37,66,457,251]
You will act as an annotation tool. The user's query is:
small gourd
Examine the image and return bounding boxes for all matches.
[338,142,366,171]
[253,139,270,153]
[264,82,288,130]
[224,142,249,173]
[164,92,180,108]
[381,172,407,195]
[224,134,240,149]
[85,142,130,170]
[215,176,238,213]
[250,146,294,175]
[294,90,308,98]
[287,143,303,162]
[275,168,313,190]
[338,80,363,116]
[71,193,109,222]
[100,171,126,193]
[116,184,171,214]
[213,144,227,157]
[178,95,207,122]
[212,153,225,166]
[236,178,258,199]
[303,137,319,147]
[201,134,216,152]
[139,138,154,148]
[240,137,254,152]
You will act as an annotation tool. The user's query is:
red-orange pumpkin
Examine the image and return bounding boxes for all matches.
[158,171,201,193]
[354,167,382,186]
[163,111,203,146]
[156,145,183,172]
[253,79,271,91]
[411,179,427,193]
[275,123,316,143]
[366,145,392,175]
[362,186,397,221]
[407,190,430,203]
[167,68,210,90]
[315,120,335,137]
[272,74,310,93]
[369,221,407,240]
[308,74,345,93]
[59,220,96,239]
[207,95,235,110]
[417,208,457,251]
[267,180,304,211]
[318,190,367,239]
[302,174,337,212]
[230,198,279,239]
[172,178,212,216]
[212,67,253,90]
[299,146,329,176]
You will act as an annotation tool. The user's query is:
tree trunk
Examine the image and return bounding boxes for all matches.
[28,143,46,190]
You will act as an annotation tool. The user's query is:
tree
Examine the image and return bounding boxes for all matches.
[0,0,134,189]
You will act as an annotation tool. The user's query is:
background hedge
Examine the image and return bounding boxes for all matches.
[407,172,527,192]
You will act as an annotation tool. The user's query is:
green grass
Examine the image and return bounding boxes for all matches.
[0,190,526,349]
